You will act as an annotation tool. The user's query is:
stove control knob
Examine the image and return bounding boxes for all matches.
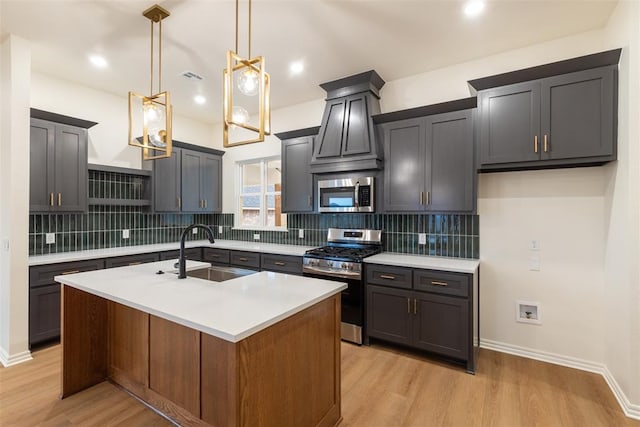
[341,263,348,269]
[347,264,354,271]
[327,261,333,267]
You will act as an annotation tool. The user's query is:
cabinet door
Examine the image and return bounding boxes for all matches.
[541,66,615,161]
[479,81,541,165]
[426,110,475,213]
[342,94,371,156]
[382,118,426,211]
[30,119,56,212]
[413,292,469,360]
[29,284,61,346]
[366,285,413,346]
[314,98,346,159]
[181,150,203,212]
[282,136,314,212]
[53,124,88,212]
[154,147,181,212]
[200,154,222,213]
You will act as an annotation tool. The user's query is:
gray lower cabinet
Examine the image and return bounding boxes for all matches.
[229,250,260,270]
[478,65,616,170]
[30,118,89,212]
[365,264,477,373]
[260,253,303,275]
[29,259,105,347]
[278,129,317,213]
[147,142,224,213]
[381,109,475,213]
[104,253,160,268]
[158,248,203,261]
[202,248,230,265]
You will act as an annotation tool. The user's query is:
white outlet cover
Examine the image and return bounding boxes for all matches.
[46,233,55,244]
[298,229,304,239]
[192,228,198,234]
[529,255,540,271]
[418,233,427,245]
[122,229,130,239]
[529,240,540,251]
[218,225,223,234]
[253,233,260,240]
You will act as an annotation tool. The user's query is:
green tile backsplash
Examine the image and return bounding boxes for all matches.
[29,169,479,258]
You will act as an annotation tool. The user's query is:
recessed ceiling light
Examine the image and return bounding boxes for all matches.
[464,0,485,17]
[88,54,108,69]
[194,95,206,105]
[289,61,304,75]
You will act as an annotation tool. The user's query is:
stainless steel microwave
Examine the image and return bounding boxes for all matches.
[317,177,374,213]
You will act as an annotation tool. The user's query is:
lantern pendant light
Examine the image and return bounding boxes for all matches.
[128,4,173,160]
[223,0,271,147]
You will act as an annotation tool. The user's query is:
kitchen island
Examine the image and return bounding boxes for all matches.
[55,260,346,427]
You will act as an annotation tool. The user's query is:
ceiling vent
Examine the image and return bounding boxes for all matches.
[181,71,204,81]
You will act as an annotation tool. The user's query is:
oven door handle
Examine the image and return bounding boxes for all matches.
[303,265,361,279]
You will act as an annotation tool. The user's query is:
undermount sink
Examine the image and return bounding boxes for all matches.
[186,265,258,282]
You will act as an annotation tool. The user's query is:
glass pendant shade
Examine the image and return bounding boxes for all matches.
[236,69,259,96]
[232,106,250,125]
[143,101,167,147]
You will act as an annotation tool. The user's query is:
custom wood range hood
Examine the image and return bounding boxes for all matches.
[310,70,386,173]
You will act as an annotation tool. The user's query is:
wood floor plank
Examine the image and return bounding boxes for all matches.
[1,342,637,426]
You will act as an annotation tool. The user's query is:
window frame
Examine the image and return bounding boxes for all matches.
[234,156,287,231]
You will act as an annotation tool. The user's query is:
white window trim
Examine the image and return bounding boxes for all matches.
[235,156,287,231]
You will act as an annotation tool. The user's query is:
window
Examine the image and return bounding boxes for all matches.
[236,157,286,229]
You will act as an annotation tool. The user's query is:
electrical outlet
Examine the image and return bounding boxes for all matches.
[46,233,55,244]
[298,229,304,239]
[418,233,427,245]
[253,233,260,240]
[2,238,9,251]
[218,225,223,234]
[192,228,198,235]
[529,255,540,271]
[122,229,130,239]
[529,240,540,251]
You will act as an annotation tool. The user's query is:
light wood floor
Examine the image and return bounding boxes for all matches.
[1,342,637,427]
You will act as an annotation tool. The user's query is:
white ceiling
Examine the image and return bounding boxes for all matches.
[1,0,617,125]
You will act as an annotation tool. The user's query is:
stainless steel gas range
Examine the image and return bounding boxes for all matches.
[303,228,382,344]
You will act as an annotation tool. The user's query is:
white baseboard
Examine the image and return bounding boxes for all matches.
[0,347,32,367]
[480,339,640,421]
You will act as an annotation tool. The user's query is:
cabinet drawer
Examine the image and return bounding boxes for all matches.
[260,254,302,275]
[366,264,413,289]
[30,259,105,288]
[203,248,230,265]
[413,270,470,298]
[159,248,202,261]
[105,253,160,269]
[230,250,260,269]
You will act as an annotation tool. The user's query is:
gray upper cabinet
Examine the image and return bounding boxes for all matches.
[277,127,318,213]
[30,116,91,213]
[153,147,182,212]
[471,50,620,171]
[147,141,224,213]
[380,106,475,213]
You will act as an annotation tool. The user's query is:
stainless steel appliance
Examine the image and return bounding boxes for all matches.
[303,228,382,344]
[317,177,374,213]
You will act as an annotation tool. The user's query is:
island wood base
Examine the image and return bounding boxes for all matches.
[61,285,342,427]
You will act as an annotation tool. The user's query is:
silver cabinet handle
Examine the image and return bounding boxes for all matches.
[432,281,448,287]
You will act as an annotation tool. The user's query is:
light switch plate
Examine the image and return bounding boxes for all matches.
[253,233,260,240]
[218,225,223,234]
[122,229,130,239]
[46,233,55,244]
[2,238,9,251]
[529,240,540,251]
[529,256,540,271]
[418,233,427,245]
[298,229,304,239]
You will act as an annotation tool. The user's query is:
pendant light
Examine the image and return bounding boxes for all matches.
[128,4,173,160]
[223,0,271,147]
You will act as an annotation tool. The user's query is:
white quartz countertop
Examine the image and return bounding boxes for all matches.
[55,259,346,343]
[365,253,479,274]
[29,239,314,266]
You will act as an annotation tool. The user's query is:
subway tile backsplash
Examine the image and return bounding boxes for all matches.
[30,169,478,258]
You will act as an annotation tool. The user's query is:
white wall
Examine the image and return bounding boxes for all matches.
[602,0,640,408]
[31,73,216,169]
[0,35,32,366]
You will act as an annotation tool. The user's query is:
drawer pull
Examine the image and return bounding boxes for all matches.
[49,192,54,206]
[431,281,448,287]
[379,274,396,280]
[406,298,410,314]
[57,193,62,206]
[534,135,539,153]
[274,261,286,266]
[61,270,80,275]
[128,262,142,266]
[413,298,417,314]
[238,257,249,262]
[209,254,220,258]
